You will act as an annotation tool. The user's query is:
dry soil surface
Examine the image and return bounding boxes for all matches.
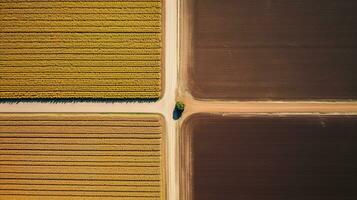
[181,113,357,200]
[188,0,357,100]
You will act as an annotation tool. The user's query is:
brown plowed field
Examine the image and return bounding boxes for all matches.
[189,0,357,100]
[181,113,357,200]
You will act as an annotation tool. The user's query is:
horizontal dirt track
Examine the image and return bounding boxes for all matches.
[181,113,357,200]
[0,113,166,200]
[188,0,357,100]
[0,0,163,100]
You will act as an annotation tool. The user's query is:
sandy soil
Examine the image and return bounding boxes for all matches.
[182,97,357,117]
[182,113,357,200]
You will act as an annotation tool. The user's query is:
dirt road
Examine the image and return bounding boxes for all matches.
[182,97,357,117]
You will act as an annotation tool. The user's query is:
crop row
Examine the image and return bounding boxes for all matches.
[0,119,162,127]
[0,13,162,21]
[0,125,162,133]
[0,38,161,43]
[0,67,161,73]
[0,27,161,33]
[0,137,161,145]
[0,41,161,48]
[0,178,161,185]
[0,54,161,61]
[0,153,161,162]
[0,20,161,27]
[0,79,160,86]
[0,49,161,55]
[0,113,162,121]
[0,1,161,8]
[0,33,161,39]
[0,61,161,67]
[0,72,160,79]
[0,85,161,92]
[0,118,161,126]
[1,165,160,174]
[0,7,162,14]
[0,149,161,156]
[0,92,161,98]
[0,184,161,192]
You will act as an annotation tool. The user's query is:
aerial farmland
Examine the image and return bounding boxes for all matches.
[186,0,357,100]
[0,0,168,199]
[179,0,357,200]
[181,113,357,200]
[0,113,166,200]
[0,0,163,100]
[0,0,357,200]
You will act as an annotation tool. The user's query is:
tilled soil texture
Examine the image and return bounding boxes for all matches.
[181,113,357,200]
[0,113,166,200]
[189,0,357,100]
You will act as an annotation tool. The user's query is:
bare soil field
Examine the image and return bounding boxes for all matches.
[188,0,357,100]
[181,113,357,200]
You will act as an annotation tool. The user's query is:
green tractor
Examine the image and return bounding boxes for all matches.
[173,101,185,120]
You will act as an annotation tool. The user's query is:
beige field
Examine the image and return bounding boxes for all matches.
[0,0,163,100]
[0,113,166,200]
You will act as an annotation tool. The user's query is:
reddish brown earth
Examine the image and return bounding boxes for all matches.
[181,113,357,200]
[189,0,357,100]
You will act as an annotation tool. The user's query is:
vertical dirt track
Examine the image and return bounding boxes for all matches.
[189,0,357,100]
[182,113,357,200]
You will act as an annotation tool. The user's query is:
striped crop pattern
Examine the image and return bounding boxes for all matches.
[0,0,163,100]
[0,113,166,200]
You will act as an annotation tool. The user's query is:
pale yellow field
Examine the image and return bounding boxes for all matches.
[0,113,166,200]
[0,0,162,100]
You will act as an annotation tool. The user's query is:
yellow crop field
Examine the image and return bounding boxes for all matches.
[0,0,163,100]
[0,113,166,200]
